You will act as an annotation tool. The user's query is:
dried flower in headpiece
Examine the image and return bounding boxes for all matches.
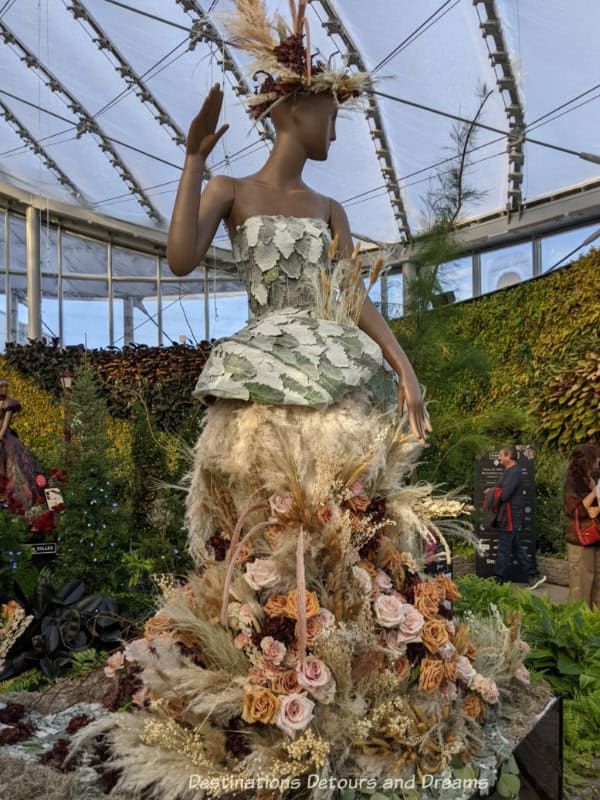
[223,0,371,118]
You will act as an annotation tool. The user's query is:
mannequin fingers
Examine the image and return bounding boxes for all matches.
[214,123,230,142]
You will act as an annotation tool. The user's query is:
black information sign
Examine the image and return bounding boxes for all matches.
[474,446,536,581]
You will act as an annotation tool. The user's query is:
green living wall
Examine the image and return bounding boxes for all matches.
[391,248,600,447]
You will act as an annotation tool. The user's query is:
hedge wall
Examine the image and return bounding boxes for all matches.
[391,248,600,447]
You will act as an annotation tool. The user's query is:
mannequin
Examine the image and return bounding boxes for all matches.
[167,84,431,443]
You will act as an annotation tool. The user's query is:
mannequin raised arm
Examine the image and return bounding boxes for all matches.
[167,84,233,275]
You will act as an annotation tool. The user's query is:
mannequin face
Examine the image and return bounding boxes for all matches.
[271,93,338,160]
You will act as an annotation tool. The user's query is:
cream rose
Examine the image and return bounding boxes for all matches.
[276,693,315,738]
[515,664,530,684]
[374,570,393,593]
[244,558,280,591]
[269,492,294,521]
[261,636,286,665]
[104,650,125,677]
[315,608,336,629]
[124,638,150,664]
[373,594,405,628]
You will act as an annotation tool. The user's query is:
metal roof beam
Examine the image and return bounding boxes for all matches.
[0,100,84,201]
[473,0,526,214]
[174,0,274,144]
[313,0,412,240]
[0,20,163,224]
[66,2,192,152]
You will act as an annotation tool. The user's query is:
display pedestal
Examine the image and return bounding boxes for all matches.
[487,696,562,800]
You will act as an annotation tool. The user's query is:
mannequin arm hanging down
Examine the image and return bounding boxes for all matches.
[0,409,13,441]
[330,200,431,443]
[167,84,233,275]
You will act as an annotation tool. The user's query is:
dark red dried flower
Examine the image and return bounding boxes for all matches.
[406,642,427,666]
[39,738,76,772]
[0,702,26,724]
[0,720,35,745]
[66,714,92,734]
[251,615,296,647]
[206,531,228,562]
[402,571,423,604]
[359,530,384,560]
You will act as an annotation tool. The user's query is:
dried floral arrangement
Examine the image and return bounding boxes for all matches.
[0,600,33,675]
[74,410,534,800]
[223,0,371,117]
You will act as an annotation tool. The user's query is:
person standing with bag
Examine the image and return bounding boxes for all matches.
[564,444,600,608]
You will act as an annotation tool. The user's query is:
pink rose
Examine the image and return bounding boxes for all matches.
[456,655,477,687]
[276,693,315,738]
[316,505,334,525]
[315,608,336,629]
[235,632,251,650]
[269,492,294,521]
[244,558,280,591]
[132,687,149,707]
[124,638,151,664]
[373,594,405,628]
[296,657,331,690]
[238,602,262,630]
[350,480,364,496]
[515,664,530,684]
[375,570,393,593]
[441,682,458,702]
[446,620,456,636]
[261,636,286,665]
[472,674,499,704]
[104,650,125,677]
[395,604,425,643]
[246,668,267,686]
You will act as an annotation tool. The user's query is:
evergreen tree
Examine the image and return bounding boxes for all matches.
[53,363,131,593]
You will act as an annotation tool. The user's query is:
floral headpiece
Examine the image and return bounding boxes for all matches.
[223,0,371,118]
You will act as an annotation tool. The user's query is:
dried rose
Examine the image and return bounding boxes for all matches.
[472,674,499,704]
[264,595,289,617]
[357,559,377,578]
[260,636,286,665]
[297,616,322,645]
[285,589,320,620]
[346,495,370,513]
[271,670,301,695]
[515,664,530,684]
[242,688,280,725]
[314,608,336,629]
[352,565,372,596]
[244,558,280,591]
[296,657,331,690]
[315,504,334,526]
[394,655,411,681]
[435,574,461,602]
[103,651,125,677]
[452,623,472,655]
[275,693,315,738]
[455,655,476,686]
[144,611,173,640]
[418,657,445,693]
[463,692,485,719]
[395,603,425,644]
[421,620,450,654]
[374,570,393,593]
[413,583,440,619]
[373,594,405,628]
[269,492,294,523]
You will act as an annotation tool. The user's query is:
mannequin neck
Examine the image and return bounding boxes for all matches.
[252,132,309,190]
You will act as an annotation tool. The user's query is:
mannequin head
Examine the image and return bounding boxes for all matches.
[270,92,337,161]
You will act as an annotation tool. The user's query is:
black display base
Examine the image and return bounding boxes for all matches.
[486,696,562,800]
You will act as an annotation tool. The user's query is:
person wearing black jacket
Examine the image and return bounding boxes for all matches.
[489,445,546,588]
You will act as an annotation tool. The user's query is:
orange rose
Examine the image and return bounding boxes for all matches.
[421,620,450,654]
[413,583,441,618]
[466,641,478,660]
[345,495,370,513]
[242,688,280,724]
[444,658,457,682]
[271,671,301,695]
[462,692,485,719]
[263,595,289,617]
[435,574,461,602]
[285,589,320,620]
[418,658,444,693]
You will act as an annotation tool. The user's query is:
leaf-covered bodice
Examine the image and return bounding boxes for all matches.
[233,215,329,317]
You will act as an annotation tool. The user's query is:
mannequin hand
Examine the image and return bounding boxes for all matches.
[397,380,432,444]
[186,83,230,158]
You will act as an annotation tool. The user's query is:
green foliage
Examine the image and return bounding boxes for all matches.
[563,689,600,792]
[52,362,132,593]
[0,667,52,693]
[537,351,600,447]
[67,647,107,677]
[5,339,213,432]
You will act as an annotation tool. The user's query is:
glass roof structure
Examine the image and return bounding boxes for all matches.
[1,0,599,247]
